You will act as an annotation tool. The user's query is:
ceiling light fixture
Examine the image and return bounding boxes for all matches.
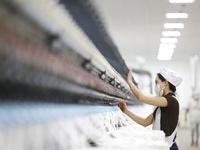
[159,48,174,53]
[166,13,188,18]
[169,0,194,3]
[160,43,176,49]
[157,48,174,60]
[160,38,178,43]
[162,31,181,36]
[157,54,172,60]
[164,23,184,28]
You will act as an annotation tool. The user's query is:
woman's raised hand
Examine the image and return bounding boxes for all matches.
[126,68,133,84]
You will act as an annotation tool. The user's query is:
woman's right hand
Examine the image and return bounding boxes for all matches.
[118,101,128,114]
[126,68,133,84]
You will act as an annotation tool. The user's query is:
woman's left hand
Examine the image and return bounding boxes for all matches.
[118,101,128,114]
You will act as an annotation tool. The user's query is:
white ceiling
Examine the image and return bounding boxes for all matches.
[92,0,200,64]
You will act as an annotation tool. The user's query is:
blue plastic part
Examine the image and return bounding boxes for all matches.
[111,102,117,105]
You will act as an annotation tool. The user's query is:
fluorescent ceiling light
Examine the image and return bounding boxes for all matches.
[162,31,181,36]
[158,51,173,57]
[164,23,184,29]
[169,0,194,3]
[166,13,188,18]
[160,43,176,49]
[160,38,178,43]
[159,48,174,53]
[157,54,172,60]
[157,48,174,60]
[158,53,173,59]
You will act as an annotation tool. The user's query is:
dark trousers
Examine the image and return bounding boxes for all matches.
[170,142,179,150]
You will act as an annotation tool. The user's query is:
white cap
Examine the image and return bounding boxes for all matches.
[159,68,182,87]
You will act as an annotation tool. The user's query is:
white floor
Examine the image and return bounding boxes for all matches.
[177,112,199,150]
[177,127,199,150]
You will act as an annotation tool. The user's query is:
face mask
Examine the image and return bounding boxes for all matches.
[154,82,164,97]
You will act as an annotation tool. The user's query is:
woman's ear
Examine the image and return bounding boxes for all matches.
[164,80,168,87]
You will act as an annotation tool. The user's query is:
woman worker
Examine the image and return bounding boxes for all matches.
[118,68,182,150]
